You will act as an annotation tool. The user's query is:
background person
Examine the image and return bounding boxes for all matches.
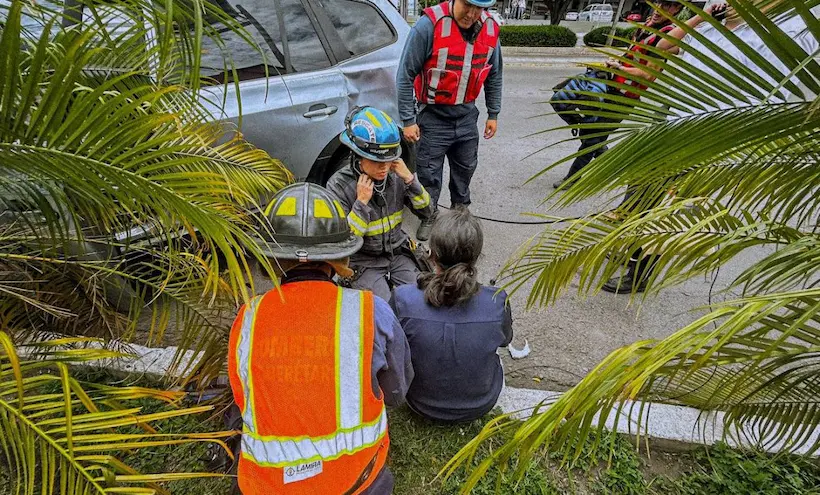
[398,0,503,241]
[390,207,512,423]
[604,0,820,294]
[552,0,685,190]
[228,182,413,495]
[327,106,434,302]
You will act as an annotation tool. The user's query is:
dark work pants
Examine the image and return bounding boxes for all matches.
[350,252,419,302]
[416,106,480,209]
[565,116,621,179]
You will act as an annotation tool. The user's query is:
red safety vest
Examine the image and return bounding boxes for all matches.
[414,1,500,106]
[613,23,675,99]
[227,281,388,495]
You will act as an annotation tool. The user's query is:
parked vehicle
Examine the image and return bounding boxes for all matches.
[531,4,550,19]
[488,7,506,25]
[564,10,579,20]
[195,0,411,184]
[578,3,614,22]
[9,0,411,311]
[21,0,410,185]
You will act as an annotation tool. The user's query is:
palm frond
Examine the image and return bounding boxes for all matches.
[0,0,291,388]
[0,331,234,495]
[453,0,820,489]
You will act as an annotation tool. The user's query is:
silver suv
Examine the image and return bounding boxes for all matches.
[198,0,410,183]
[20,0,409,183]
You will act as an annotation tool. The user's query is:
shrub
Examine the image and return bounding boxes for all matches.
[499,25,577,47]
[583,26,639,47]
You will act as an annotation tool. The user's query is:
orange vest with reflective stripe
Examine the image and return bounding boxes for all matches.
[227,281,388,495]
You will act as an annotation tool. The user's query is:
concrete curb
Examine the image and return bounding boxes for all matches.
[66,340,819,457]
[502,46,600,57]
[496,387,820,456]
[502,45,608,65]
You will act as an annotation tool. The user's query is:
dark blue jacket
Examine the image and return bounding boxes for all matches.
[390,284,512,422]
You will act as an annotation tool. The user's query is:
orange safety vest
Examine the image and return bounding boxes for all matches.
[227,280,388,495]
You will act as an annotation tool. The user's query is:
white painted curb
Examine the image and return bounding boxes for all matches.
[496,387,820,456]
[59,341,819,457]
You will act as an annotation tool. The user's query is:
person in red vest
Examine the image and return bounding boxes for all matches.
[398,0,503,241]
[551,0,684,190]
[228,182,413,494]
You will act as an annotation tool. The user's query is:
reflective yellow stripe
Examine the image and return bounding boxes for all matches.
[365,110,382,128]
[410,189,430,209]
[338,288,362,429]
[241,409,387,467]
[237,296,264,434]
[335,287,343,430]
[363,211,403,236]
[314,198,333,218]
[270,196,296,216]
[348,211,368,236]
[348,211,404,237]
[358,292,366,424]
[242,412,386,442]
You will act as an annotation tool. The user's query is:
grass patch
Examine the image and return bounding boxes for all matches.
[7,368,820,495]
[653,442,820,495]
[389,407,559,494]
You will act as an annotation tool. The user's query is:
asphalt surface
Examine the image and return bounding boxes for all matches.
[402,63,772,391]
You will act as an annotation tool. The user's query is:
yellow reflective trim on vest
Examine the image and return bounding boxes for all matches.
[358,291,366,424]
[339,289,364,429]
[242,411,386,442]
[275,197,297,216]
[335,287,343,431]
[237,296,264,435]
[241,409,387,467]
[410,189,430,209]
[236,287,387,468]
[313,198,333,218]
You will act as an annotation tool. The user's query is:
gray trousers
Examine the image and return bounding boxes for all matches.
[416,106,480,209]
[350,253,419,302]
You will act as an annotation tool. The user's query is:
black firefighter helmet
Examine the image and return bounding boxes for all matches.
[257,183,362,261]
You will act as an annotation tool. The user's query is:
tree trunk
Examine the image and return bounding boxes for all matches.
[547,0,572,24]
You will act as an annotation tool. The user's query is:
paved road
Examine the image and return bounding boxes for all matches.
[402,63,771,390]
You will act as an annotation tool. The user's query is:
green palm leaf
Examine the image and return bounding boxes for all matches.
[1,0,292,386]
[0,331,234,494]
[445,0,820,491]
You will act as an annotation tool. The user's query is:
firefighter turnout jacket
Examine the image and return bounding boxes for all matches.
[326,164,433,257]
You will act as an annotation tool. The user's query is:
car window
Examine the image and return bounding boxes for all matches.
[312,0,394,57]
[280,0,332,72]
[197,0,287,82]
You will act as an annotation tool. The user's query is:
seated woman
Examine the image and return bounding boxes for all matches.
[390,207,512,422]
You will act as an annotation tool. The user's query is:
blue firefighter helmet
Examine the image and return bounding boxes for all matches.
[340,106,402,163]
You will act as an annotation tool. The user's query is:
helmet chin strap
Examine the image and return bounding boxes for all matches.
[351,156,388,194]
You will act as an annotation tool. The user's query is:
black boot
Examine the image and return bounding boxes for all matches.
[602,255,657,294]
[553,174,578,189]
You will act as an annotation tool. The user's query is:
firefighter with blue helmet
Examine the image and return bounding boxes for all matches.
[327,106,435,302]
